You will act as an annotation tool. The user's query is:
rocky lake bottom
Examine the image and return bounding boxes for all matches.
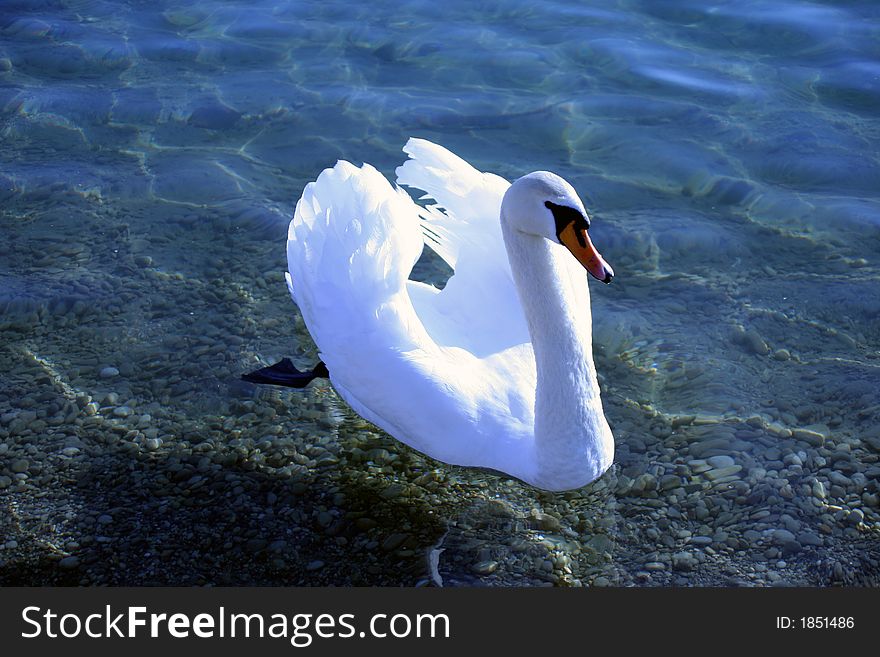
[1,190,878,587]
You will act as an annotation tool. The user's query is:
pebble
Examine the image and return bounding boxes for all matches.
[659,474,680,491]
[113,406,133,418]
[97,514,113,525]
[531,512,562,532]
[792,428,825,447]
[379,484,405,500]
[672,415,695,429]
[672,552,696,571]
[847,509,864,526]
[772,529,796,544]
[704,465,742,481]
[707,455,735,469]
[471,560,498,576]
[11,459,29,474]
[689,439,729,458]
[631,473,657,493]
[738,329,770,356]
[766,423,792,438]
[0,475,11,489]
[381,533,409,552]
[687,460,712,474]
[58,556,80,570]
[485,499,515,518]
[781,515,801,533]
[797,531,823,547]
[367,448,393,464]
[587,534,614,554]
[305,560,324,571]
[773,349,791,361]
[100,367,120,378]
[355,517,378,531]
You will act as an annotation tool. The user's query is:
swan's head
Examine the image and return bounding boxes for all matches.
[501,171,614,284]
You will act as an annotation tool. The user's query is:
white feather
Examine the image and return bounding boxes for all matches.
[285,139,614,490]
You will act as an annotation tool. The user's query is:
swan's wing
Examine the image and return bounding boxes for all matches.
[395,138,530,355]
[286,160,532,466]
[395,138,510,272]
[287,160,428,355]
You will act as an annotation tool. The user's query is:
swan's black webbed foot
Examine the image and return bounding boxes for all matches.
[241,358,329,388]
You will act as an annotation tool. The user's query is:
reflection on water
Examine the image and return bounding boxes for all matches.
[0,0,878,586]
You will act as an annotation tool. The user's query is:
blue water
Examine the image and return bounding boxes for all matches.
[1,0,879,585]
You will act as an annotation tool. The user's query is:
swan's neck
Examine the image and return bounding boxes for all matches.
[501,220,614,490]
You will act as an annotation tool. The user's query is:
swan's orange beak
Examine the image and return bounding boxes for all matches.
[558,222,614,284]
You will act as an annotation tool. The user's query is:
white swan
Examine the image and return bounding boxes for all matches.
[246,138,616,491]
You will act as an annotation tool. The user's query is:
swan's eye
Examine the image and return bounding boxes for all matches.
[545,201,590,245]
